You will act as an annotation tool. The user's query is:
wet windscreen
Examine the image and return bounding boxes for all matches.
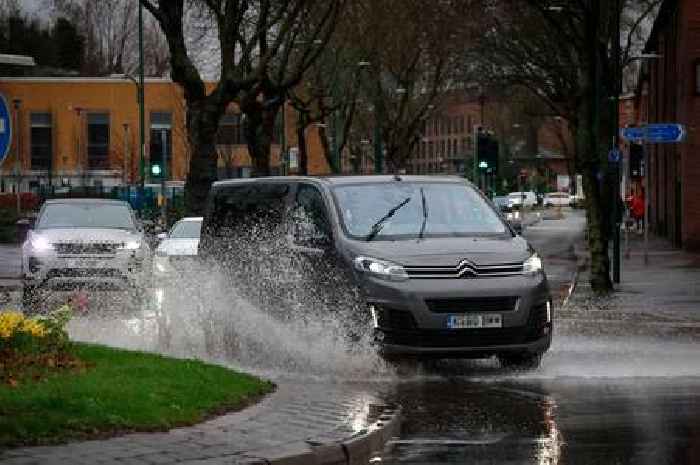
[332,182,507,240]
[169,220,202,238]
[37,203,135,230]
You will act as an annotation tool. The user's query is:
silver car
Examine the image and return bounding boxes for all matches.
[153,217,202,282]
[22,199,151,311]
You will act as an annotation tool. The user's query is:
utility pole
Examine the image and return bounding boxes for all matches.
[12,99,21,215]
[611,0,622,284]
[138,0,146,202]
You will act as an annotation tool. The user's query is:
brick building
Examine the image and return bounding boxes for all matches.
[636,0,700,250]
[0,77,329,193]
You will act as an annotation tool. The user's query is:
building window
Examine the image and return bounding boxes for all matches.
[150,111,172,179]
[468,115,473,132]
[217,113,245,145]
[695,59,700,95]
[87,113,109,170]
[30,112,52,170]
[429,141,434,157]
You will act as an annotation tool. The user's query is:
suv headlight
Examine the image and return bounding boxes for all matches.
[120,240,141,250]
[353,256,409,282]
[523,253,543,275]
[29,235,53,252]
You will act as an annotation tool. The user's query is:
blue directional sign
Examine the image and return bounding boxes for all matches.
[620,127,644,142]
[645,123,686,143]
[0,94,12,166]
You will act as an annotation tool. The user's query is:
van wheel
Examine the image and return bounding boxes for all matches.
[499,353,542,370]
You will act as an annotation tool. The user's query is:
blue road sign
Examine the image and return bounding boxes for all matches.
[608,148,621,163]
[620,127,644,142]
[0,94,12,166]
[645,123,685,143]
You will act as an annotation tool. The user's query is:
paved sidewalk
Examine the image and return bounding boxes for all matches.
[0,382,400,465]
[562,233,700,338]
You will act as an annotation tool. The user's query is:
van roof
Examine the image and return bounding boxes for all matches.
[212,175,471,189]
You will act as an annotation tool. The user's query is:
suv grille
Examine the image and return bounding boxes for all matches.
[54,242,120,255]
[405,261,524,279]
[425,297,518,313]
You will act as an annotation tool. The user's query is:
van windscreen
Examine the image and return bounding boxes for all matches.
[332,182,507,240]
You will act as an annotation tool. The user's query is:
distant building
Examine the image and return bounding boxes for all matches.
[0,77,329,194]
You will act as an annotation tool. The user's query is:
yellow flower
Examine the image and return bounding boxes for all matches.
[0,311,25,338]
[21,319,47,338]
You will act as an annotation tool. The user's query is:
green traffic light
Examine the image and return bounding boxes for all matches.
[151,164,162,176]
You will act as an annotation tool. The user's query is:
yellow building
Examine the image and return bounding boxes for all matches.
[0,77,329,193]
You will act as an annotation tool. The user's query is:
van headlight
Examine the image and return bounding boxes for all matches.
[29,235,53,252]
[353,256,409,282]
[523,253,543,275]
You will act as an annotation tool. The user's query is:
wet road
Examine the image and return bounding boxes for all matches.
[371,210,700,464]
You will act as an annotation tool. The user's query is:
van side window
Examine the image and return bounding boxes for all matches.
[291,184,331,247]
[210,183,290,241]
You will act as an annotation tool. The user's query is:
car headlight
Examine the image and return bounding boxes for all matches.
[353,256,408,282]
[121,240,141,250]
[29,235,53,252]
[523,253,543,275]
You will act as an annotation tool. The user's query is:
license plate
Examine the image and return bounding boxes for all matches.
[447,314,502,329]
[67,259,100,268]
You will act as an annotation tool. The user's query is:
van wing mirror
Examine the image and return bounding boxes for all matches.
[509,220,523,235]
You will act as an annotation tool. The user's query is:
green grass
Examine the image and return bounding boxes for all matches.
[0,343,274,447]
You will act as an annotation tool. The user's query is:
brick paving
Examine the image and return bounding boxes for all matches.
[0,382,392,465]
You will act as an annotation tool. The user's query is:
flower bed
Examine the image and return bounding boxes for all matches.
[0,306,88,387]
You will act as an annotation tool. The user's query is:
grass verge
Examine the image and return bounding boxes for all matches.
[0,343,274,447]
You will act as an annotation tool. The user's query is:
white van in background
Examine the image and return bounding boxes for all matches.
[507,191,537,209]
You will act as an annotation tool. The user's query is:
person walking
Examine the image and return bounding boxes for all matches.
[630,187,645,234]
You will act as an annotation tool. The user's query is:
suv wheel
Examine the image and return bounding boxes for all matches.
[499,353,542,370]
[22,283,39,315]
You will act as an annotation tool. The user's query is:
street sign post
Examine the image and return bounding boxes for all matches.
[0,94,12,167]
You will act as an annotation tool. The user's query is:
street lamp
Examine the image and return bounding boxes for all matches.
[12,99,21,214]
[112,73,145,191]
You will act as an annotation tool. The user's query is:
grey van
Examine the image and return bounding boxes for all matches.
[199,175,552,367]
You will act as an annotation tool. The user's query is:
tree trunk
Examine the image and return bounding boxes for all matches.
[184,100,220,215]
[296,113,309,175]
[317,125,338,173]
[575,94,612,293]
[243,98,281,177]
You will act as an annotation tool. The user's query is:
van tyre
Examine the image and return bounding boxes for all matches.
[499,353,542,370]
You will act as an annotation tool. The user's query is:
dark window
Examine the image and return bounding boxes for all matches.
[87,113,109,169]
[30,113,51,170]
[468,115,473,133]
[217,113,245,145]
[150,112,172,179]
[292,183,331,246]
[209,183,290,240]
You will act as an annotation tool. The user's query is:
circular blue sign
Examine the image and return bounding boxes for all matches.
[0,94,12,166]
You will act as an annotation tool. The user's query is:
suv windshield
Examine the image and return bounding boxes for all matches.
[37,203,135,230]
[170,220,202,238]
[333,182,507,240]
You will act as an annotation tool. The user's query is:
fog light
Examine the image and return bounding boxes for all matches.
[546,301,552,323]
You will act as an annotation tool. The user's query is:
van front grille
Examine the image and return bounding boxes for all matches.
[425,297,518,313]
[405,261,524,279]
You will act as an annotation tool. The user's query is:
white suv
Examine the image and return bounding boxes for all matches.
[22,199,151,311]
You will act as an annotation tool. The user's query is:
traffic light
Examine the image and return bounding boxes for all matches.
[151,163,162,177]
[477,132,499,176]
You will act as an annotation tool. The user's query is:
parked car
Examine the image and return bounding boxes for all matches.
[543,192,571,207]
[199,176,552,368]
[21,199,152,311]
[507,191,537,209]
[152,217,203,281]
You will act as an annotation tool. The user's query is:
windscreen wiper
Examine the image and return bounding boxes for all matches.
[365,197,411,242]
[418,187,428,240]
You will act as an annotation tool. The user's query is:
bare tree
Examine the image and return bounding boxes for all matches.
[473,0,660,292]
[140,0,345,213]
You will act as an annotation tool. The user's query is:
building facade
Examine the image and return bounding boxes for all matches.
[0,77,329,193]
[637,0,700,250]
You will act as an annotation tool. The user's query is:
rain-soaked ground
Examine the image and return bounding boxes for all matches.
[60,209,700,464]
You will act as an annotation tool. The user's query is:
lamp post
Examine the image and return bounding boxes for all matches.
[12,99,21,215]
[138,0,145,193]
